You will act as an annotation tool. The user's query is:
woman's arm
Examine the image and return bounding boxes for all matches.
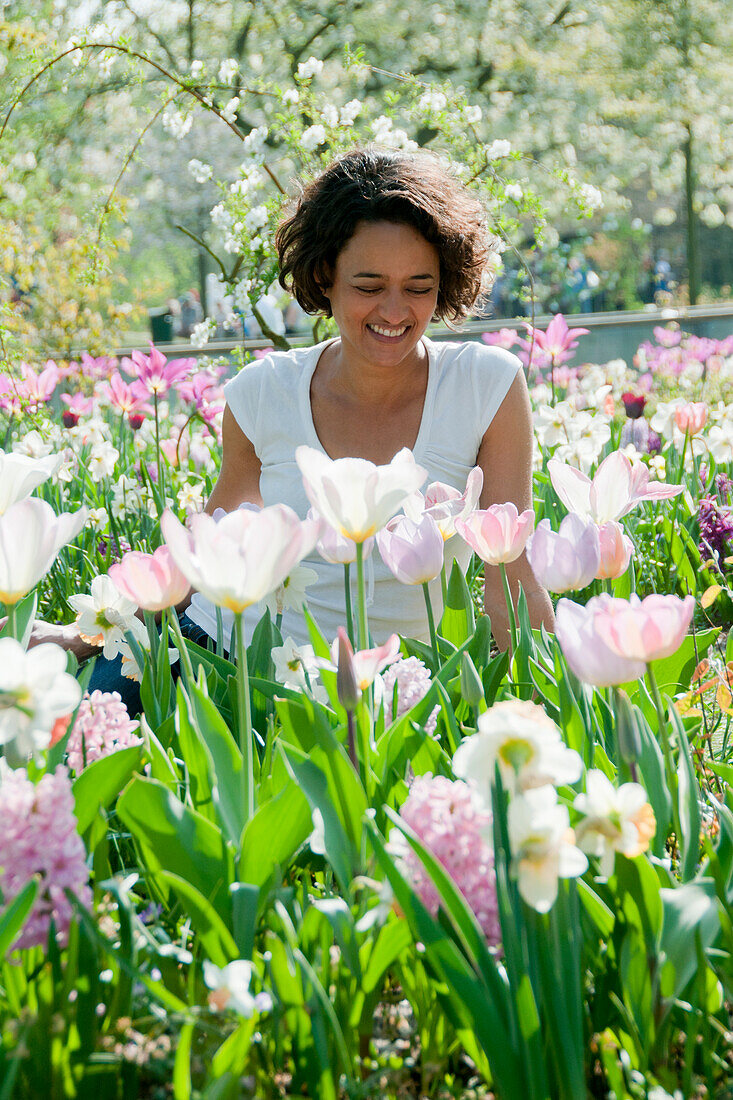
[475,370,554,651]
[204,404,263,514]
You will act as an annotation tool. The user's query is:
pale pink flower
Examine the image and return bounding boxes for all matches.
[481,328,519,350]
[526,513,600,593]
[454,502,534,565]
[674,401,708,436]
[18,360,59,406]
[109,546,191,612]
[382,655,438,734]
[101,371,151,417]
[521,314,589,370]
[596,521,633,580]
[555,595,647,687]
[395,774,501,946]
[404,467,484,541]
[548,450,682,525]
[65,690,142,773]
[592,593,695,664]
[0,766,92,950]
[329,630,401,695]
[377,512,444,584]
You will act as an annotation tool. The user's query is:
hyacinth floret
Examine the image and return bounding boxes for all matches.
[698,496,733,565]
[65,690,142,773]
[0,766,92,950]
[382,655,438,734]
[395,774,501,947]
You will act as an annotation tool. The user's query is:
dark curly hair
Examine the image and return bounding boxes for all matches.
[275,148,493,323]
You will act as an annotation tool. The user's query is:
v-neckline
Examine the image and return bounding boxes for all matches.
[299,337,436,462]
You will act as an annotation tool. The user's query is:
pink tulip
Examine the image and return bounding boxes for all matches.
[454,503,534,566]
[102,372,151,416]
[328,630,400,693]
[555,596,647,686]
[481,328,519,350]
[549,450,683,525]
[521,314,589,370]
[19,360,59,406]
[593,593,695,664]
[526,514,600,593]
[123,344,195,399]
[404,467,484,541]
[674,402,708,436]
[109,546,191,612]
[596,521,633,580]
[377,513,444,585]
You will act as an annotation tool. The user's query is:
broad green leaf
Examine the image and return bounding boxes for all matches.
[239,781,312,887]
[0,878,38,958]
[669,705,702,881]
[282,748,356,890]
[72,744,143,835]
[155,871,238,967]
[116,776,233,926]
[439,559,475,647]
[186,680,246,848]
[658,879,720,1010]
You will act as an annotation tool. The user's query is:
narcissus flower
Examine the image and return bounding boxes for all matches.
[0,639,82,760]
[507,785,588,913]
[574,770,656,876]
[203,960,272,1017]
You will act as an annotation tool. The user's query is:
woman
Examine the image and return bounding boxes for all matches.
[186,148,553,650]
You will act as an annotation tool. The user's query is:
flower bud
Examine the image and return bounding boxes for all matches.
[336,628,359,711]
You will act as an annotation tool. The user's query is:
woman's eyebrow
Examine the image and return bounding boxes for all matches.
[351,271,436,279]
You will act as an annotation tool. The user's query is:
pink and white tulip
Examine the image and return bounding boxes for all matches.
[403,467,484,541]
[109,545,191,612]
[674,401,708,436]
[377,512,444,585]
[548,450,682,525]
[454,502,534,566]
[329,629,401,695]
[596,521,633,580]
[161,505,318,615]
[308,508,374,565]
[555,596,647,686]
[592,593,695,664]
[526,513,600,593]
[295,445,427,543]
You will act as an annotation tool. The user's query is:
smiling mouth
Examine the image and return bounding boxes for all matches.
[367,324,409,338]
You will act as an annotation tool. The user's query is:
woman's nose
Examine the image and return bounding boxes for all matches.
[379,289,409,321]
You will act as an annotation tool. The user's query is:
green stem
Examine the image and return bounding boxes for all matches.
[422,581,439,669]
[234,611,254,821]
[440,561,448,607]
[499,561,518,655]
[167,609,194,684]
[343,563,355,647]
[154,391,163,501]
[355,542,369,651]
[647,663,683,855]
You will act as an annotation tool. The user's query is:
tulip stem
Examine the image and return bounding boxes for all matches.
[646,663,682,858]
[355,542,369,651]
[167,609,194,684]
[499,562,518,656]
[422,582,439,668]
[440,562,448,607]
[234,611,255,821]
[343,563,355,646]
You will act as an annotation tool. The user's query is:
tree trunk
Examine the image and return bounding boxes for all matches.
[683,125,700,307]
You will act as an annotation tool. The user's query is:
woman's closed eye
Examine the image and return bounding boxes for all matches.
[353,285,433,295]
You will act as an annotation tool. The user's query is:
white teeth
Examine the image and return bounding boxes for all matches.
[369,324,407,337]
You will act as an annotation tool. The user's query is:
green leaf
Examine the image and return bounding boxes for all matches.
[173,1020,194,1100]
[439,559,475,647]
[230,883,259,959]
[186,680,246,848]
[658,879,720,1009]
[281,748,356,890]
[116,776,233,926]
[577,878,615,939]
[155,871,238,967]
[238,781,312,887]
[72,744,143,835]
[669,706,702,882]
[0,878,38,958]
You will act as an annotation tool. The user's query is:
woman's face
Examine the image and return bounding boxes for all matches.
[322,220,440,371]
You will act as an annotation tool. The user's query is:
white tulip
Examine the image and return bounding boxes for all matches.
[161,505,318,615]
[0,448,61,514]
[0,498,87,605]
[295,446,427,543]
[0,639,81,759]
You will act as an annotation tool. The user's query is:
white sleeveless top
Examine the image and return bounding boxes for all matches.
[188,337,521,648]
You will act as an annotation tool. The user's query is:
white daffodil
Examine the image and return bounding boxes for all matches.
[264,564,318,618]
[573,770,656,877]
[295,445,427,543]
[453,700,582,799]
[203,960,272,1017]
[119,626,178,682]
[0,448,60,514]
[0,498,87,605]
[507,785,588,913]
[69,574,140,659]
[161,506,318,615]
[0,638,81,759]
[271,636,326,702]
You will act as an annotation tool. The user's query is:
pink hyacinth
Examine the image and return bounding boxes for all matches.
[65,690,141,773]
[382,655,438,735]
[396,774,501,946]
[0,766,92,950]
